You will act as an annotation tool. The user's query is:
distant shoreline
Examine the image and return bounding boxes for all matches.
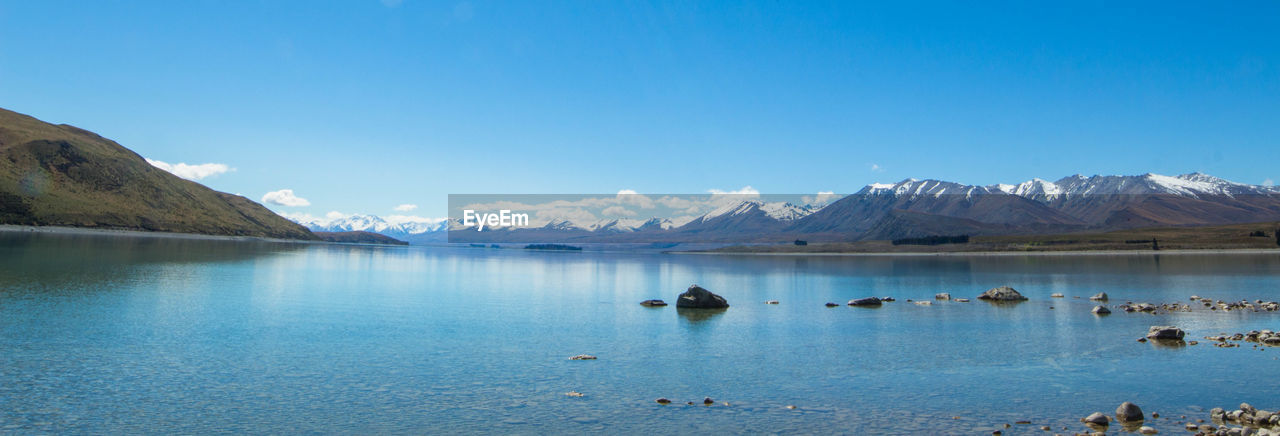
[0,224,320,244]
[674,248,1280,257]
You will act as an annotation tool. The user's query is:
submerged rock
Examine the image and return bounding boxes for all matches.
[824,302,839,307]
[1146,326,1185,340]
[569,354,597,360]
[978,286,1028,301]
[1117,401,1145,422]
[677,285,730,309]
[847,297,883,307]
[954,298,971,303]
[764,300,779,305]
[639,299,668,307]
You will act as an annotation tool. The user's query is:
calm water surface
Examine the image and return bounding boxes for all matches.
[2,232,1279,434]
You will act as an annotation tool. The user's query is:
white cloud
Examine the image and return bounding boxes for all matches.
[708,186,760,196]
[394,204,418,212]
[802,191,840,206]
[385,215,448,226]
[602,205,637,217]
[616,189,655,209]
[261,189,311,207]
[279,211,322,224]
[145,158,233,181]
[1265,178,1275,187]
[869,163,885,173]
[534,208,599,225]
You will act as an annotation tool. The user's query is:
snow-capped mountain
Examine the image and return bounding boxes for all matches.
[991,173,1278,201]
[302,173,1280,244]
[696,200,815,223]
[293,214,448,235]
[858,173,1279,202]
[859,179,996,198]
[813,172,1280,239]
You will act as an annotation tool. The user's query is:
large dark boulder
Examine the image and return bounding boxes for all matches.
[1116,402,1144,422]
[676,285,729,309]
[978,286,1028,301]
[847,297,883,307]
[1146,326,1185,340]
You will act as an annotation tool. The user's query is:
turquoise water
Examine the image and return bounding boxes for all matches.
[2,232,1279,434]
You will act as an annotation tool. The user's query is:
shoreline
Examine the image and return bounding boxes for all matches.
[674,247,1280,257]
[0,224,323,245]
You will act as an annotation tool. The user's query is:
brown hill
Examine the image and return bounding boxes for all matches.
[0,108,317,240]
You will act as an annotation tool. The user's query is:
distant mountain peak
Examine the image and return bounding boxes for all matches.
[858,172,1275,202]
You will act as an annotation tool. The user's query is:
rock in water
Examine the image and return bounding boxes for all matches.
[1138,425,1157,434]
[1091,292,1110,301]
[676,285,730,309]
[847,297,883,307]
[569,354,597,360]
[935,293,951,300]
[639,299,668,307]
[1146,326,1185,340]
[1117,402,1145,422]
[978,286,1029,301]
[655,398,671,404]
[1083,412,1109,426]
[824,302,839,307]
[1051,293,1065,298]
[1093,306,1112,315]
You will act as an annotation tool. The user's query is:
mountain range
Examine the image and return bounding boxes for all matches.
[355,173,1280,244]
[3,107,1274,246]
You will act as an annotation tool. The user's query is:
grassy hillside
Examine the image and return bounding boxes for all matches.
[0,108,318,240]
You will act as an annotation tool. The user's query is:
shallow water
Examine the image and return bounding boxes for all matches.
[1,232,1279,434]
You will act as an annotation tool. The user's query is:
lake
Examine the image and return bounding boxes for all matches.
[2,231,1279,434]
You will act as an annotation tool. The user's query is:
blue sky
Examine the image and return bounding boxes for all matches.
[1,1,1277,219]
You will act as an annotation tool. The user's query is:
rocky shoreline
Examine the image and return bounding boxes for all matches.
[617,284,1280,433]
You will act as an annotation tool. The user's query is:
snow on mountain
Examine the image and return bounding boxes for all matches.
[858,179,993,198]
[696,200,815,223]
[292,213,448,235]
[859,173,1277,202]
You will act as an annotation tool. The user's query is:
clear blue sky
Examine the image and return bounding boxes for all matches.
[2,1,1277,218]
